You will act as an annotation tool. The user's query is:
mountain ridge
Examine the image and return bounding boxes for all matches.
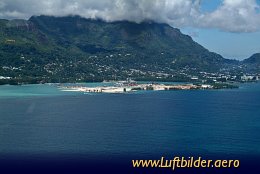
[244,53,260,64]
[0,15,258,83]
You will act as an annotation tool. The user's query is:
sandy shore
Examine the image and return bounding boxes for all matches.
[59,83,208,94]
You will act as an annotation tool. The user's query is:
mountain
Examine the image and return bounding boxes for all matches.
[242,53,260,73]
[0,15,252,83]
[244,53,260,64]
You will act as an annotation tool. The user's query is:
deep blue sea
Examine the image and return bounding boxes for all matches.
[0,82,259,173]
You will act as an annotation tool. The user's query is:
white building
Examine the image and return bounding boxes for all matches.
[0,76,11,80]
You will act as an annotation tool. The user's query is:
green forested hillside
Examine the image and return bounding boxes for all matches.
[0,15,256,84]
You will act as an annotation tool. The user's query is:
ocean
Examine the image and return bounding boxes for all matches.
[0,82,259,173]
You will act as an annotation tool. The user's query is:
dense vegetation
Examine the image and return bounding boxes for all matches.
[0,15,259,84]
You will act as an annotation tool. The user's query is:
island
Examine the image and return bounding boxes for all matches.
[59,79,239,94]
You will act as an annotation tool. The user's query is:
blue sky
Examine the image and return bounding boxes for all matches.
[0,0,260,60]
[181,27,260,60]
[200,0,223,12]
[180,0,260,60]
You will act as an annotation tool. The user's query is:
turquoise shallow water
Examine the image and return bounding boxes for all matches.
[0,82,259,157]
[0,81,191,98]
[0,84,66,97]
[0,83,112,98]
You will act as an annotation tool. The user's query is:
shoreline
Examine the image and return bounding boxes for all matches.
[58,82,240,94]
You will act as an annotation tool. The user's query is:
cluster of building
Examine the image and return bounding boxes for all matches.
[240,74,259,82]
[197,71,259,83]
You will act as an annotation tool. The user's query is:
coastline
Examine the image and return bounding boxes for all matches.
[2,80,260,98]
[58,81,240,94]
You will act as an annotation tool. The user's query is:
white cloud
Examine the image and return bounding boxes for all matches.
[198,0,260,32]
[0,0,260,33]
